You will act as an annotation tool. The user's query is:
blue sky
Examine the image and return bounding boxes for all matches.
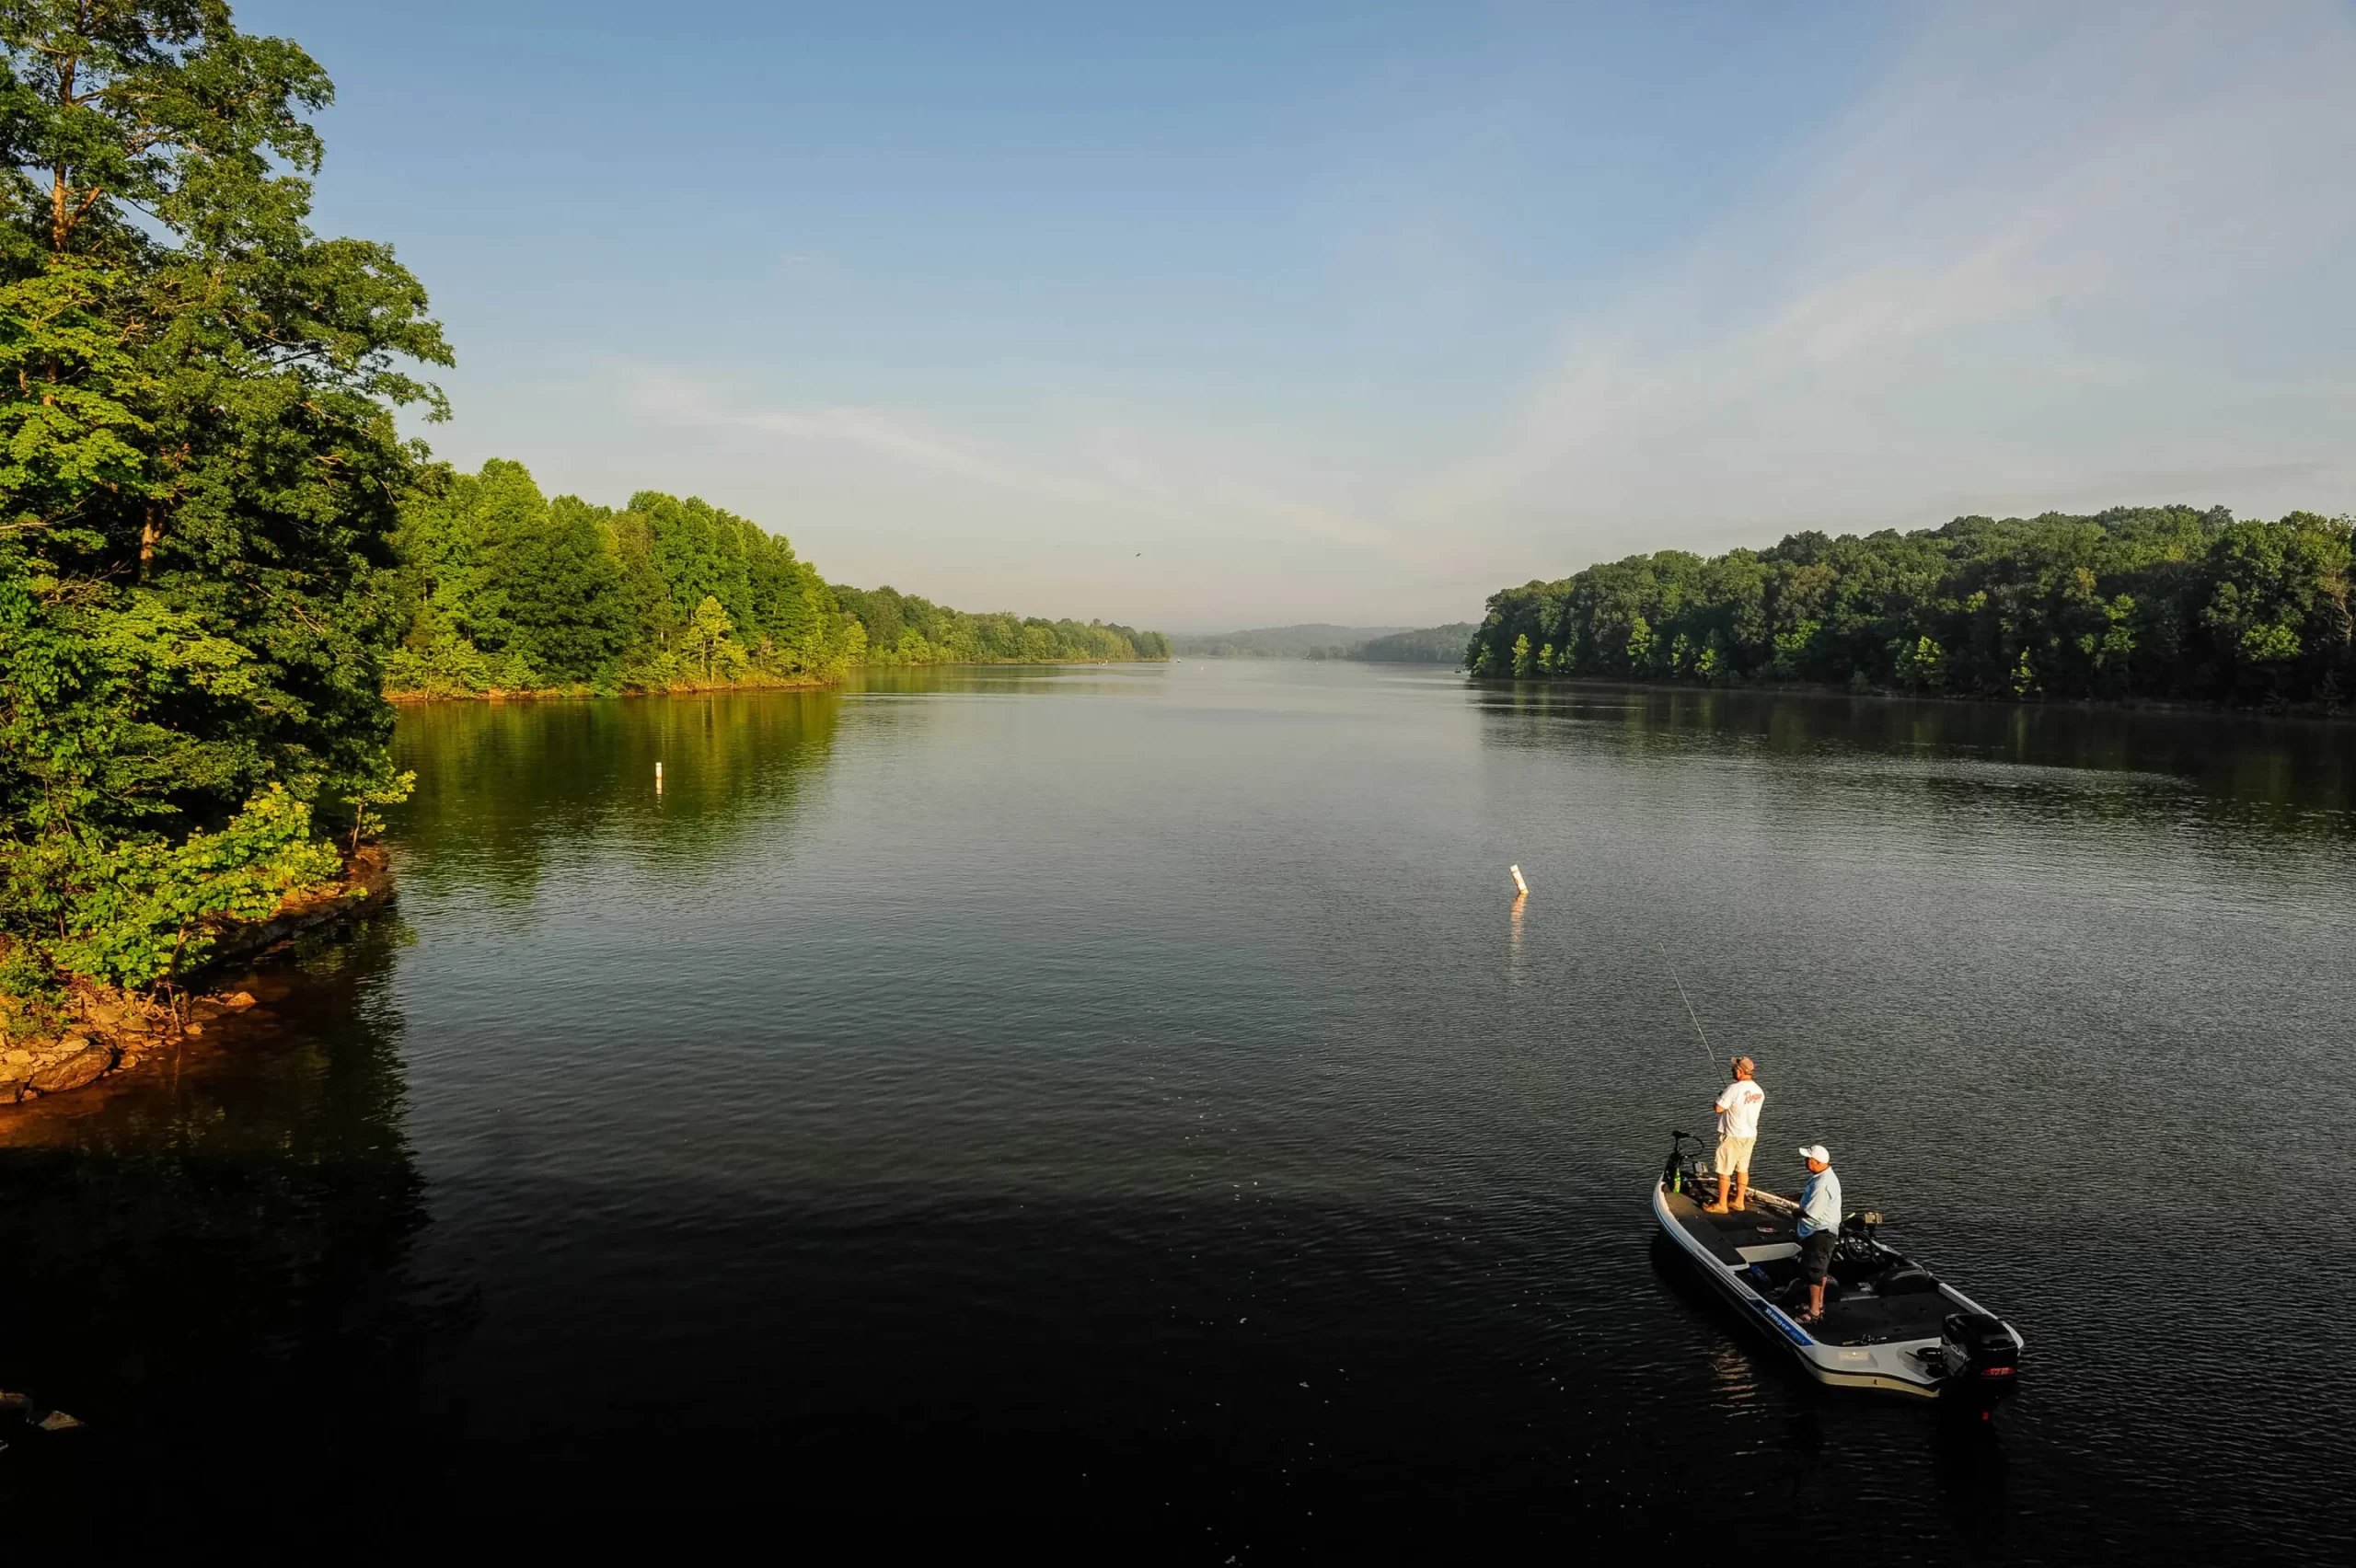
[248,1,2356,628]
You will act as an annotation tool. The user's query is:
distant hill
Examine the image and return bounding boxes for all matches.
[1170,623,1410,659]
[1348,623,1477,664]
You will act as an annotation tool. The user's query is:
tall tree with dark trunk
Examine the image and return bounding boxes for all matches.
[0,1,449,993]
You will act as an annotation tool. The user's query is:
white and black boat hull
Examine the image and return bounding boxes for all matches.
[1651,1177,2023,1400]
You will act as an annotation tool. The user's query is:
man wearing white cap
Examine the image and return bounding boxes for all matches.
[1702,1056,1764,1214]
[1794,1144,1843,1327]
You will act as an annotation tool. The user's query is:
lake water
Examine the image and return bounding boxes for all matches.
[5,661,2353,1559]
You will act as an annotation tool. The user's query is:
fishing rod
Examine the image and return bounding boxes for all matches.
[1660,943,1718,1067]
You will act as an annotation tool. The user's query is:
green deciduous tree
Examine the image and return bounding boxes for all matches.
[387,460,630,689]
[1467,505,2353,709]
[39,782,339,992]
[382,466,872,693]
[684,594,733,682]
[0,0,445,993]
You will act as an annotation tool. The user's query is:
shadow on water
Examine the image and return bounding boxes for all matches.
[0,916,475,1546]
[1645,1231,2016,1557]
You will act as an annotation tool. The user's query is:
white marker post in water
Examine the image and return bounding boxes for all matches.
[655,761,664,794]
[1509,864,1529,896]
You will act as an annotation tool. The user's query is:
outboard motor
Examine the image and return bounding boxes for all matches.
[1941,1311,2020,1400]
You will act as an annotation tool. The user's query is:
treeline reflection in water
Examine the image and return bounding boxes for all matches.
[388,688,845,898]
[0,668,2349,1556]
[1478,680,2356,913]
[1479,680,2356,831]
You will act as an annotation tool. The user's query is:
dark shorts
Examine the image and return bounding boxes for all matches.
[1800,1229,1836,1284]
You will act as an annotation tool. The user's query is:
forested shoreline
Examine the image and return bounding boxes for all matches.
[1467,507,2354,709]
[1350,624,1476,663]
[826,583,1165,669]
[387,458,1166,700]
[1165,622,1469,661]
[0,5,1157,1021]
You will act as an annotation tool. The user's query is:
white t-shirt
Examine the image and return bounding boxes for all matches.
[1715,1078,1765,1139]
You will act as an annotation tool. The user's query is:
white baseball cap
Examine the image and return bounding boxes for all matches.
[1799,1144,1831,1164]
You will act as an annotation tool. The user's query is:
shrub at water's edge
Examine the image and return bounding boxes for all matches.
[1466,506,2355,709]
[381,459,1171,698]
[0,4,445,1010]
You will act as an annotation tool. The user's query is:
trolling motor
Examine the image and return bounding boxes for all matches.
[1661,1130,1704,1196]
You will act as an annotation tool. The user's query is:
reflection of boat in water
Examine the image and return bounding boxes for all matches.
[1654,1133,2023,1400]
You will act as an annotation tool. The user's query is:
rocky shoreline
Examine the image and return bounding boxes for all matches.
[0,844,396,1107]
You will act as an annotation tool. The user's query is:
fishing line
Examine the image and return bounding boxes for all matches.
[1660,943,1716,1066]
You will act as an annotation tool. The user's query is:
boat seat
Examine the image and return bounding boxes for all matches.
[1874,1259,1938,1296]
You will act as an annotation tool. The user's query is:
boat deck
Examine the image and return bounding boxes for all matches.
[1659,1185,1954,1349]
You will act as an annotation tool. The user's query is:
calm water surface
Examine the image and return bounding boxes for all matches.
[5,662,2353,1558]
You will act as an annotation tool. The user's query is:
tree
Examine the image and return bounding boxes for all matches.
[0,1,447,993]
[684,594,733,682]
[503,493,629,682]
[1625,615,1654,673]
[1465,505,2351,709]
[393,460,629,686]
[40,782,340,993]
[2201,514,2352,700]
[1893,635,1946,691]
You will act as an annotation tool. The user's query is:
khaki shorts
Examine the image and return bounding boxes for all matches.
[1714,1136,1755,1176]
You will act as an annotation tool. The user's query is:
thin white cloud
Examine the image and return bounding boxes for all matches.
[625,369,1438,574]
[1415,0,2356,553]
[611,1,2356,624]
[629,371,1109,505]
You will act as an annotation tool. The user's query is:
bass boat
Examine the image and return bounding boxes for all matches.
[1654,1132,2023,1401]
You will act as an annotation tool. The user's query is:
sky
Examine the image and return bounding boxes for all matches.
[245,0,2356,630]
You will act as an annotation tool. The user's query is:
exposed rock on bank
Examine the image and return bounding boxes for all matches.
[0,845,395,1107]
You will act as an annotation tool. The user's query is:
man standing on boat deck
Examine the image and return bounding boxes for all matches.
[1795,1144,1843,1327]
[1703,1056,1764,1214]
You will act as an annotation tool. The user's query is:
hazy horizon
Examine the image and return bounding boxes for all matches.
[258,0,2356,628]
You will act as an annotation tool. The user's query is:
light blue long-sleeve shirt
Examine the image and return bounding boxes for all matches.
[1796,1166,1843,1238]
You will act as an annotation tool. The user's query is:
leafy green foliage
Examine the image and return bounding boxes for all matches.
[1467,506,2355,708]
[0,2,445,993]
[36,782,340,990]
[830,582,1167,664]
[380,460,1172,693]
[385,460,865,693]
[388,458,634,690]
[683,594,734,682]
[340,761,414,856]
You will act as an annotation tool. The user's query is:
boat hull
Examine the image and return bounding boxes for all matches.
[1651,1180,2019,1399]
